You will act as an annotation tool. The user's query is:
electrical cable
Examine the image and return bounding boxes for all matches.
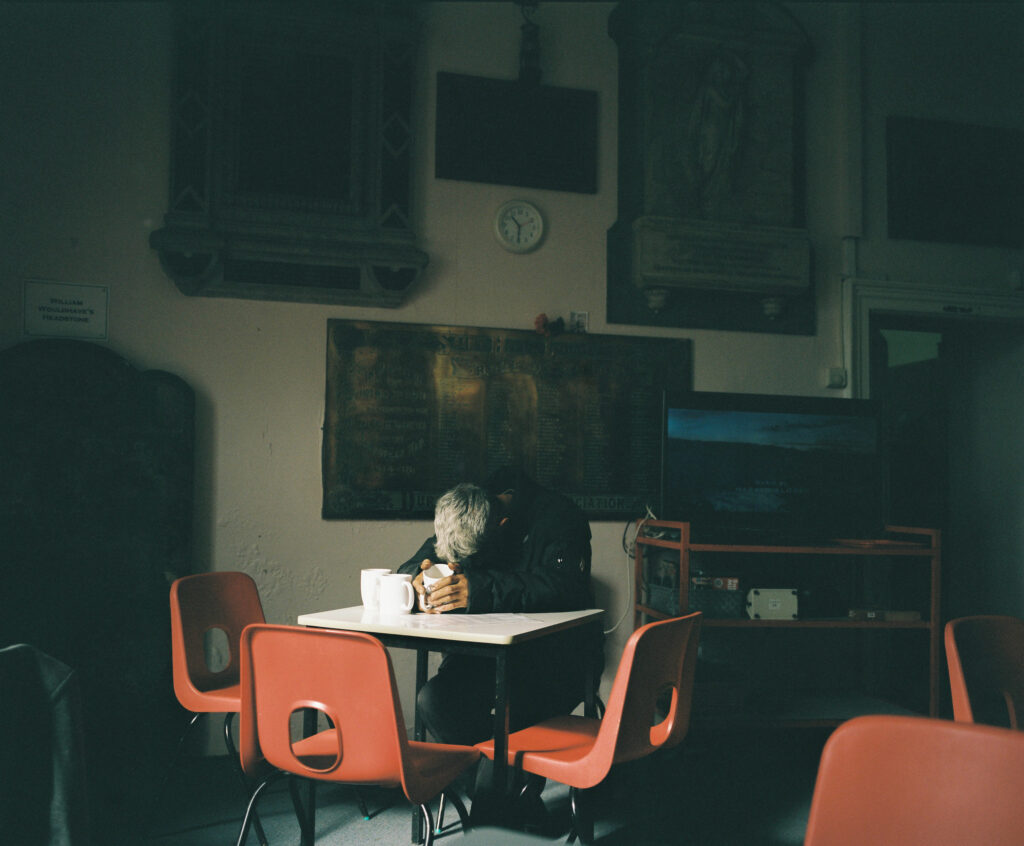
[603,506,657,635]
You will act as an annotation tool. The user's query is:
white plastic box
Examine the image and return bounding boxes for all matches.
[746,588,798,620]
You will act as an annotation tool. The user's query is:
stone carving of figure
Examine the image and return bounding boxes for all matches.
[686,47,750,217]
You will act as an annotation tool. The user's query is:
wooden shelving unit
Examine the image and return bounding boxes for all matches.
[634,520,941,727]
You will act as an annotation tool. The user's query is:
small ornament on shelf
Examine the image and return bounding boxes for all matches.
[533,313,565,337]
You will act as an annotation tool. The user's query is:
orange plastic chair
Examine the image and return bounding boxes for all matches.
[944,614,1024,729]
[475,611,702,844]
[169,571,270,844]
[803,714,1024,845]
[236,623,481,846]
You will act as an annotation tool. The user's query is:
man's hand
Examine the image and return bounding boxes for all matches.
[410,559,432,609]
[423,561,468,613]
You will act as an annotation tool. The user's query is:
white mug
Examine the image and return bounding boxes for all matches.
[419,563,454,612]
[378,573,415,616]
[360,568,392,611]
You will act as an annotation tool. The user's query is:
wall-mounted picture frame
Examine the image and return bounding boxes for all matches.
[887,117,1023,248]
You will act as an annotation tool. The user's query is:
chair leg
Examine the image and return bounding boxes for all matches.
[444,789,472,832]
[418,803,436,846]
[223,712,270,846]
[170,711,204,773]
[435,785,472,834]
[355,787,370,820]
[435,793,446,833]
[159,711,204,798]
[287,776,315,846]
[147,710,205,837]
[517,775,553,836]
[235,773,279,846]
[568,786,595,845]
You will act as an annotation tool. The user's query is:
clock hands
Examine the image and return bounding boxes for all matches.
[511,208,534,243]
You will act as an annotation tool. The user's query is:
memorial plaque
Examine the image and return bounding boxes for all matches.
[322,320,691,519]
[606,2,814,334]
[633,217,810,294]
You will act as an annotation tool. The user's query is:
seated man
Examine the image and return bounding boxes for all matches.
[398,466,603,762]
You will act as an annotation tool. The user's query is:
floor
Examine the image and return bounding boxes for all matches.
[143,727,827,846]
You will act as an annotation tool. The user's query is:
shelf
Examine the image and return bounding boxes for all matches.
[637,605,930,629]
[704,618,931,630]
[634,520,942,724]
[689,541,934,556]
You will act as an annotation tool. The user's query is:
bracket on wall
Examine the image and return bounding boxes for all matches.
[150,3,427,307]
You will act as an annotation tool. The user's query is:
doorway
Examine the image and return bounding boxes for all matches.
[868,314,1024,621]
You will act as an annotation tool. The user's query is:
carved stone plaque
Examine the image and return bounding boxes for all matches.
[607,2,814,334]
[633,217,811,294]
[322,320,691,519]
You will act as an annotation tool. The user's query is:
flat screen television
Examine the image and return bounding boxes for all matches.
[661,391,887,542]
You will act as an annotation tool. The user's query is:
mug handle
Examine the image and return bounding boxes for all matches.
[402,580,415,612]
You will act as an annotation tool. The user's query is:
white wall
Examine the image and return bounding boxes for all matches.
[2,2,1021,732]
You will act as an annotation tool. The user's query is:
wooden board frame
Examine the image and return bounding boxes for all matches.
[322,320,691,519]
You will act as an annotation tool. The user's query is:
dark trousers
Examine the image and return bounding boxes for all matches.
[417,651,585,811]
[417,652,585,747]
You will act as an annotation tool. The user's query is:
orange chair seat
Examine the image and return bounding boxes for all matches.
[174,683,241,715]
[286,732,479,800]
[403,741,482,801]
[476,715,601,787]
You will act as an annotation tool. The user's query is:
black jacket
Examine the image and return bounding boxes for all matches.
[398,472,594,613]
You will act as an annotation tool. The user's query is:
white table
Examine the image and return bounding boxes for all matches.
[298,605,603,645]
[298,606,603,837]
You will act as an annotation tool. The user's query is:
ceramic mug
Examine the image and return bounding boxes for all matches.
[378,572,415,616]
[360,568,392,611]
[418,563,454,611]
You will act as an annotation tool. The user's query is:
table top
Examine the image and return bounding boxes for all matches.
[297,606,603,645]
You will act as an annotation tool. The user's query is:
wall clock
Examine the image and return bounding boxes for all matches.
[494,200,545,253]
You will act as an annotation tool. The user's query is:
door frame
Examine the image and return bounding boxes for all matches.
[842,278,1024,398]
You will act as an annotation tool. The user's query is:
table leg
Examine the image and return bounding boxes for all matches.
[492,649,510,795]
[584,621,598,718]
[465,649,512,829]
[411,647,429,845]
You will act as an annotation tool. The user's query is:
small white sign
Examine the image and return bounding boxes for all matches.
[23,279,109,339]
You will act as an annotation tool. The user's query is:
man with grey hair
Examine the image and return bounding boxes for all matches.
[397,466,601,821]
[431,482,492,568]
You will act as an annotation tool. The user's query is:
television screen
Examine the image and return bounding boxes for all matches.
[662,391,886,541]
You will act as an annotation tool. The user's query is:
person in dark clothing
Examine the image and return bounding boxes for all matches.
[397,466,603,753]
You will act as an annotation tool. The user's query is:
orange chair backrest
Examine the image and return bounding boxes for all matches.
[945,614,1024,729]
[238,624,409,788]
[593,612,702,771]
[803,715,1024,846]
[170,571,265,706]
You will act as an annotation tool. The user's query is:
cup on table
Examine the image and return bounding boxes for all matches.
[419,563,454,612]
[360,568,392,612]
[378,572,415,616]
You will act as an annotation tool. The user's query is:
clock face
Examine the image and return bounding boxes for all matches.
[494,200,544,253]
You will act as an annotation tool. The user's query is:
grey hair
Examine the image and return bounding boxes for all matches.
[433,483,491,564]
